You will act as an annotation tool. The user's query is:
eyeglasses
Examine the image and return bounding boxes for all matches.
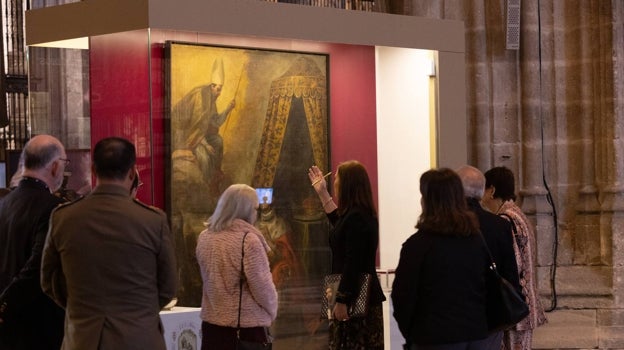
[58,158,70,166]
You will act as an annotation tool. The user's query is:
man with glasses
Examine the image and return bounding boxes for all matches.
[0,134,69,350]
[130,169,143,198]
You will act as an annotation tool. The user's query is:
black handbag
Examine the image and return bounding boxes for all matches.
[236,232,272,350]
[479,233,530,332]
[321,273,372,319]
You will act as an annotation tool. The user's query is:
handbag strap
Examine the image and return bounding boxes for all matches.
[477,231,502,277]
[236,232,250,335]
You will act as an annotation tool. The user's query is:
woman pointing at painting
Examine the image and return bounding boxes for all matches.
[308,161,385,350]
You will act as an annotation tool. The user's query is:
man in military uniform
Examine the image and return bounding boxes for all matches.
[0,134,68,350]
[41,137,177,350]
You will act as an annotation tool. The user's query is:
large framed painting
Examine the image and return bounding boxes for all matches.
[166,42,331,346]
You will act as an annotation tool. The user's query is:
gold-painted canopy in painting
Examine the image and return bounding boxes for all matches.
[253,57,328,187]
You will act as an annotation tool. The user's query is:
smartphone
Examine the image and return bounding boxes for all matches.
[255,187,273,205]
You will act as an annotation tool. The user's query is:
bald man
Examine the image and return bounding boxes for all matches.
[0,135,68,350]
[456,165,521,349]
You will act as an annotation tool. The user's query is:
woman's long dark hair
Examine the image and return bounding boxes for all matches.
[336,160,377,218]
[417,168,479,236]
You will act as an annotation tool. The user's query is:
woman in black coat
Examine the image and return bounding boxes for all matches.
[392,168,491,350]
[309,160,385,350]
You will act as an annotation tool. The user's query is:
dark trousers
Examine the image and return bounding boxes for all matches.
[201,321,269,350]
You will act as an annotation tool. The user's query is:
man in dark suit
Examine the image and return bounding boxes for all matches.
[0,134,69,349]
[41,137,177,350]
[457,165,521,349]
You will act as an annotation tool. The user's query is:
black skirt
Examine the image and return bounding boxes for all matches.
[201,322,269,350]
[328,303,384,350]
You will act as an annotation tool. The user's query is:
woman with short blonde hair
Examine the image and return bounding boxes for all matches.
[196,184,277,350]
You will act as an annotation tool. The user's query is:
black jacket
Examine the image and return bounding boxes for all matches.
[327,208,386,305]
[391,229,490,345]
[466,197,521,291]
[0,177,65,350]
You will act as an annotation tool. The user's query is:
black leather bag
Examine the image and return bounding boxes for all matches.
[479,233,530,331]
[321,273,372,319]
[485,264,530,331]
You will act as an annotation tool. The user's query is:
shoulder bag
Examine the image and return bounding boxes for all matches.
[321,273,372,319]
[479,233,530,332]
[236,232,272,350]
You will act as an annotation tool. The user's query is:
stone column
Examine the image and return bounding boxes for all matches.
[464,0,493,169]
[596,2,624,345]
[517,0,554,303]
[573,0,603,270]
[605,0,624,312]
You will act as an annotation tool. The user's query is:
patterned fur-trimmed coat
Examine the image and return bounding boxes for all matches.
[498,201,547,331]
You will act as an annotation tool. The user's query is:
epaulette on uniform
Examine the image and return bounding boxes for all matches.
[132,198,165,215]
[53,195,85,212]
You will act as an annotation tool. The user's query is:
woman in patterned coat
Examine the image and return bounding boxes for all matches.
[482,166,547,350]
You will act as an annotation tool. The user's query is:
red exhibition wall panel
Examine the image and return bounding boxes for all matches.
[89,29,156,205]
[326,44,378,206]
[90,30,377,210]
[149,37,166,210]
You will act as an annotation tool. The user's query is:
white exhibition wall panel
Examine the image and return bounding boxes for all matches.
[376,46,434,271]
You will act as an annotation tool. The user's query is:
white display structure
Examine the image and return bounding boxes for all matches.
[160,307,202,350]
[26,3,466,349]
